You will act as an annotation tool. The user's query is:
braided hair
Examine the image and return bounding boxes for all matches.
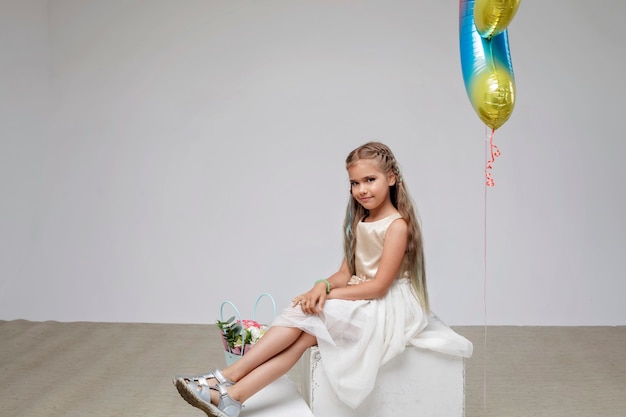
[343,142,429,312]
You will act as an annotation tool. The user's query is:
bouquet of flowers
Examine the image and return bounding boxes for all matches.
[216,317,269,355]
[217,293,275,365]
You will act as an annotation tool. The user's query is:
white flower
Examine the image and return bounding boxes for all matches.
[248,326,262,343]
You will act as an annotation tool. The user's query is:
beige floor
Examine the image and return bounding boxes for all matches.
[1,320,625,417]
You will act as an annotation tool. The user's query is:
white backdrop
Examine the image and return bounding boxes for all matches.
[1,0,625,325]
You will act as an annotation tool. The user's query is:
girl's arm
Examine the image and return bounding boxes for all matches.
[292,259,351,315]
[325,259,352,289]
[327,218,409,301]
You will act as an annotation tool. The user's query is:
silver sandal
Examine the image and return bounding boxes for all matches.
[174,380,241,417]
[175,368,235,387]
[211,383,242,417]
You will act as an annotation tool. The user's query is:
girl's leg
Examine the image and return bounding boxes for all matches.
[176,329,317,414]
[180,326,304,388]
[222,326,305,382]
[227,331,317,403]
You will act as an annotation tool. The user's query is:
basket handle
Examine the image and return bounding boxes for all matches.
[220,300,242,323]
[219,301,245,356]
[253,292,276,322]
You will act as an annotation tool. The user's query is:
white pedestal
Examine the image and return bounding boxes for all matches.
[244,375,314,417]
[300,343,466,417]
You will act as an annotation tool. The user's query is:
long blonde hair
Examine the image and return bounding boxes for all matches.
[342,142,429,312]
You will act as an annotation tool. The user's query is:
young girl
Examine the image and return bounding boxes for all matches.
[175,142,433,417]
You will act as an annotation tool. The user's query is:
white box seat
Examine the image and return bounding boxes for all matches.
[298,314,470,417]
[243,375,314,417]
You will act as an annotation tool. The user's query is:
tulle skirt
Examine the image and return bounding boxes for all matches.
[271,278,427,408]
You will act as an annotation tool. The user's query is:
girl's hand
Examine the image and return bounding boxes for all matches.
[291,282,328,315]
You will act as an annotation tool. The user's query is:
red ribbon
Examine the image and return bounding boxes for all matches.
[485,129,501,187]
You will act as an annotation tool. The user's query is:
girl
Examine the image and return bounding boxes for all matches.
[175,142,431,417]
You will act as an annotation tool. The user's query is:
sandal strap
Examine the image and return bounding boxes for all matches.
[177,369,235,387]
[212,383,229,396]
[194,383,216,403]
[212,369,235,386]
[212,383,242,417]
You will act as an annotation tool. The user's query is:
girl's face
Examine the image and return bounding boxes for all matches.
[348,159,396,215]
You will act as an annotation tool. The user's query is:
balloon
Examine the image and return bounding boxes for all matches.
[459,0,516,130]
[474,0,520,39]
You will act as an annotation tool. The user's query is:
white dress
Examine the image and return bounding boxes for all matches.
[271,213,472,409]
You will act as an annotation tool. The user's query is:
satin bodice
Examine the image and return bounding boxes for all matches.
[349,213,411,285]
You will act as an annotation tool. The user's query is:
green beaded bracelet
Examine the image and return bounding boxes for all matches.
[315,279,331,294]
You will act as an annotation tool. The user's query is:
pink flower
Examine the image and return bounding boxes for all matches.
[240,320,262,329]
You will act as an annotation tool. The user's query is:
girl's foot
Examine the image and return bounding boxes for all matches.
[174,380,242,417]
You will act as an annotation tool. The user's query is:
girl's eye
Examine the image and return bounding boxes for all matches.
[350,181,358,187]
[367,178,376,182]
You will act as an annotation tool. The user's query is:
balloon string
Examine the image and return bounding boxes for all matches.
[483,129,490,417]
[485,129,500,186]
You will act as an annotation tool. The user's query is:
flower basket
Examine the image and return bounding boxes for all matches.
[217,293,276,366]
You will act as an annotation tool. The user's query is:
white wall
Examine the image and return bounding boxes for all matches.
[1,0,624,325]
